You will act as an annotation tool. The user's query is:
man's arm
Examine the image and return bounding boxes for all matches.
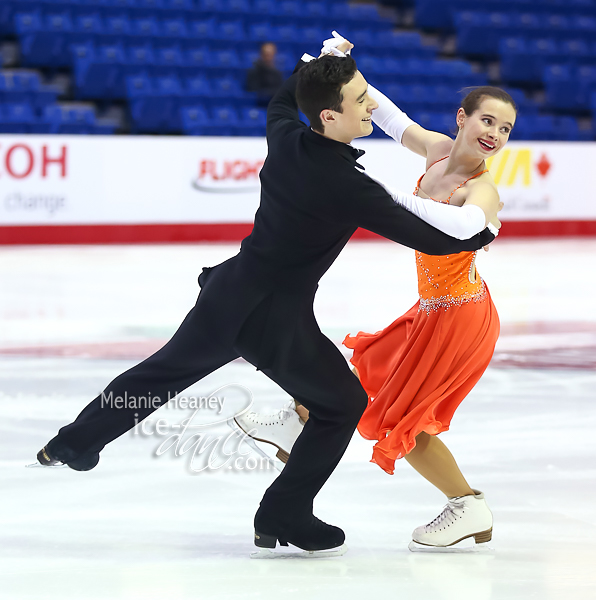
[346,175,495,254]
[265,57,309,140]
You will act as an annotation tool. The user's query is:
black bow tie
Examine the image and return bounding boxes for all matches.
[350,147,366,160]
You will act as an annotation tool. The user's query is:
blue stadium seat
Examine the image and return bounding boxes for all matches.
[303,2,328,22]
[0,103,37,134]
[544,65,589,110]
[512,12,542,37]
[456,11,511,56]
[74,43,127,99]
[249,23,278,43]
[181,105,209,135]
[411,111,455,136]
[41,103,97,134]
[542,14,572,40]
[572,14,596,41]
[103,15,132,44]
[187,18,215,45]
[17,11,74,66]
[252,1,279,18]
[164,0,196,17]
[211,76,244,101]
[154,45,184,76]
[205,106,239,136]
[184,46,212,70]
[211,20,246,45]
[161,18,189,46]
[183,76,213,105]
[209,49,243,74]
[237,106,267,136]
[559,39,592,64]
[375,31,435,58]
[126,74,177,131]
[130,17,161,44]
[72,12,104,45]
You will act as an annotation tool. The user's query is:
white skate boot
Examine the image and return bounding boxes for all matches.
[229,401,305,467]
[408,490,493,553]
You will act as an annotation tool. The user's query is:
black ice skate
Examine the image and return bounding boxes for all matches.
[28,438,100,471]
[252,514,348,559]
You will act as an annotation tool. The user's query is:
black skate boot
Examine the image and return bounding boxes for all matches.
[252,511,347,558]
[34,437,100,471]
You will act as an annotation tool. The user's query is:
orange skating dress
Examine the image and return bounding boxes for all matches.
[345,157,500,475]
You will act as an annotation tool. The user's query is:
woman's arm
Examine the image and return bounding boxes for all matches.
[367,173,498,239]
[463,181,502,231]
[367,84,451,158]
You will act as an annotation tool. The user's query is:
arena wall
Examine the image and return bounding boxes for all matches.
[0,135,594,244]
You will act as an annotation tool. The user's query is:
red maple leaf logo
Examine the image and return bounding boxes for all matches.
[536,154,551,177]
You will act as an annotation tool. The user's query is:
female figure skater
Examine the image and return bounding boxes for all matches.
[235,36,516,551]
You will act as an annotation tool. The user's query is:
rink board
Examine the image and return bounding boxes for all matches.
[0,135,595,243]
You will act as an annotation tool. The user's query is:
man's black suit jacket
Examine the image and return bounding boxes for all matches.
[198,65,495,371]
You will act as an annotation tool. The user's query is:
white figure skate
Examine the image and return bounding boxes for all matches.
[408,490,494,553]
[228,401,304,470]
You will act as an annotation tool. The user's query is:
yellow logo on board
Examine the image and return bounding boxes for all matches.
[485,149,532,187]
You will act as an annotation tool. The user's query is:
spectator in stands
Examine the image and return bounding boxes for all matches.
[245,42,284,106]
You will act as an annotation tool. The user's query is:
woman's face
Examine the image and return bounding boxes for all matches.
[457,97,516,158]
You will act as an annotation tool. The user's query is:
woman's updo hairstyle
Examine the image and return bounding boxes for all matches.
[460,86,517,116]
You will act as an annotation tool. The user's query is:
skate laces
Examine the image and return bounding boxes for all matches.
[424,498,466,531]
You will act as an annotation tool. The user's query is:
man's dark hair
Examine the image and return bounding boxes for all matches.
[296,55,358,133]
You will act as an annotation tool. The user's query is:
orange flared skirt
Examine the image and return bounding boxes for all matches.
[344,288,499,475]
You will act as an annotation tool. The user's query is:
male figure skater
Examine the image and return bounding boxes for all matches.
[37,51,498,556]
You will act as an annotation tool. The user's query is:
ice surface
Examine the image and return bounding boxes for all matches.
[1,239,595,600]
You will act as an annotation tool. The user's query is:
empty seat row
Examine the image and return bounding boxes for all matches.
[2,0,376,27]
[456,11,596,56]
[72,43,295,98]
[415,0,596,29]
[360,57,488,86]
[132,102,267,134]
[15,14,394,66]
[500,38,596,84]
[543,64,596,111]
[0,70,59,108]
[0,103,115,134]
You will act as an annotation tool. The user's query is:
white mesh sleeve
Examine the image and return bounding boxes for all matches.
[368,84,416,144]
[366,174,487,240]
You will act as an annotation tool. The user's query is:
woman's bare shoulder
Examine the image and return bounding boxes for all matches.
[425,138,454,168]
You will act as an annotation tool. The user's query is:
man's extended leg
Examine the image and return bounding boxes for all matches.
[40,291,239,469]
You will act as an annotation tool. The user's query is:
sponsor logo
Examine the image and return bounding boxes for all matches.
[192,158,264,193]
[0,143,68,179]
[4,192,66,216]
[485,149,551,187]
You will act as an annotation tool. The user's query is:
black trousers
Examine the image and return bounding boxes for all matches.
[56,269,368,522]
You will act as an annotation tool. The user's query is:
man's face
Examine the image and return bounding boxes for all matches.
[261,43,277,65]
[321,71,378,144]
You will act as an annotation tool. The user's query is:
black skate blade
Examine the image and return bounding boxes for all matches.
[250,543,348,559]
[226,417,282,473]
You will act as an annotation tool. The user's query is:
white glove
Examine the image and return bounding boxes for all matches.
[320,31,351,57]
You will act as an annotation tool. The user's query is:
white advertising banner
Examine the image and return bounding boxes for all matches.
[0,135,594,227]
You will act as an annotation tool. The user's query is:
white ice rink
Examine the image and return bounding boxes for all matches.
[1,238,595,600]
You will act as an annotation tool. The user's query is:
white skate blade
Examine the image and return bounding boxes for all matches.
[250,543,348,559]
[408,539,494,554]
[226,417,283,473]
[25,462,67,469]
